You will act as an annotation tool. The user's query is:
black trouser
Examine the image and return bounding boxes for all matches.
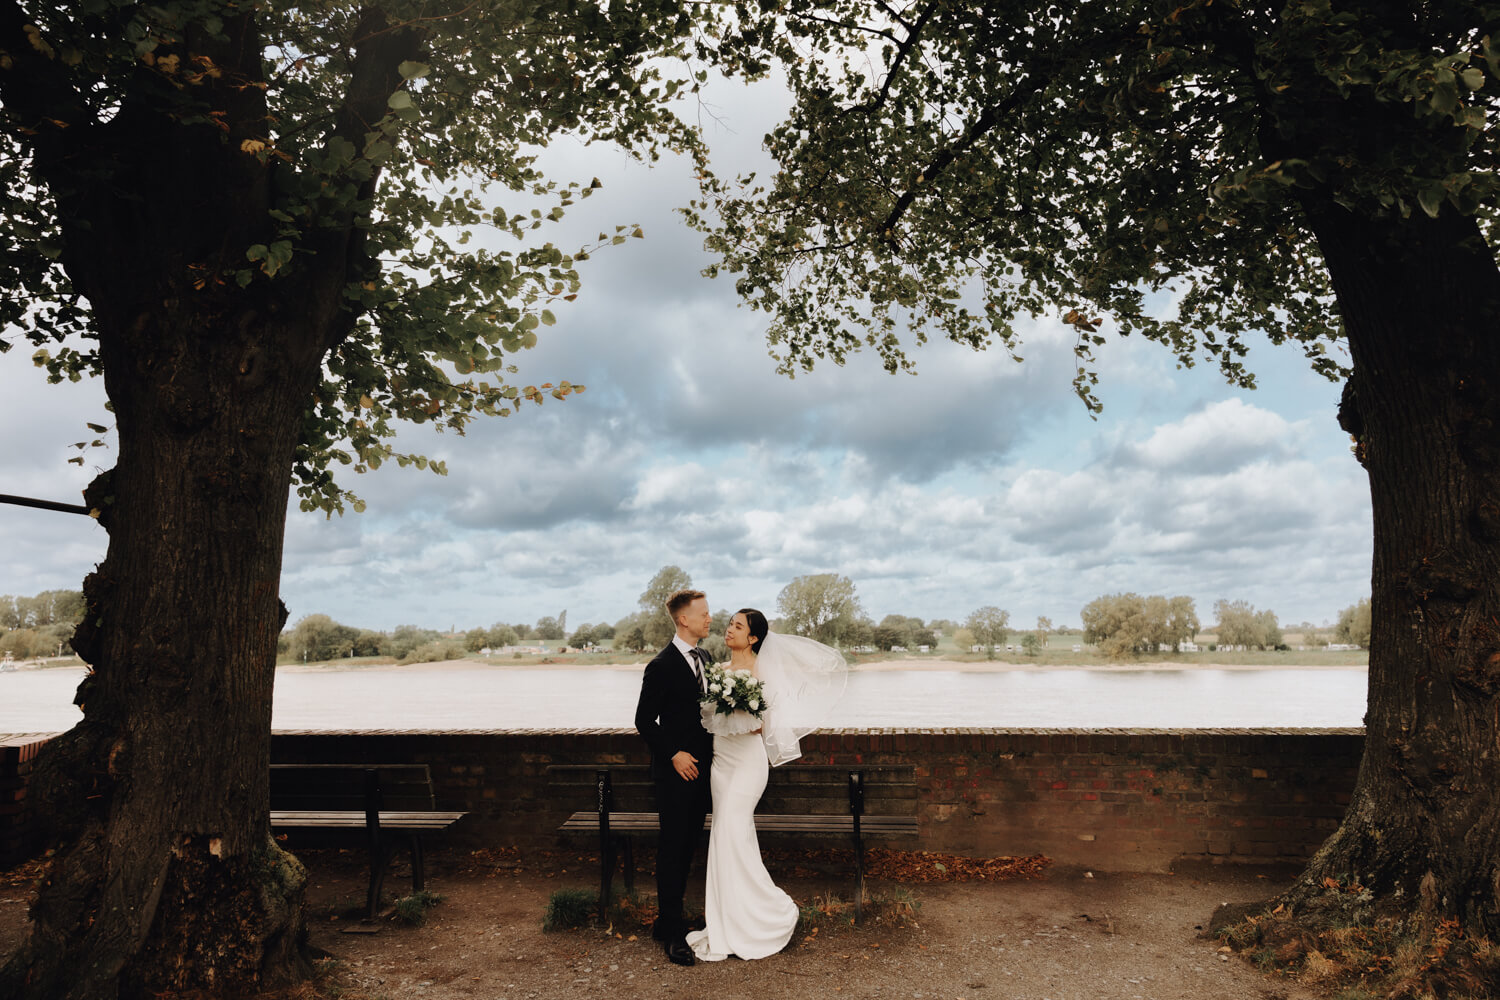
[653,764,710,937]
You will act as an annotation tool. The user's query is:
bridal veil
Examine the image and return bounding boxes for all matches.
[755,631,848,767]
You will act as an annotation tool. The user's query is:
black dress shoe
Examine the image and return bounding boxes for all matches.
[665,938,696,967]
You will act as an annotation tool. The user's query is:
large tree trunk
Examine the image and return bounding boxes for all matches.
[0,303,320,997]
[0,9,363,995]
[1284,201,1500,935]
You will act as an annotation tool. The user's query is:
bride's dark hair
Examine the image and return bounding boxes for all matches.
[738,608,769,655]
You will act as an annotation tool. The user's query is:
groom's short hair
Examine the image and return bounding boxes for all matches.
[665,589,706,621]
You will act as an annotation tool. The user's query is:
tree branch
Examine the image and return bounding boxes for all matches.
[871,19,1147,248]
[331,7,424,151]
[867,0,939,113]
[785,9,900,44]
[874,96,1009,247]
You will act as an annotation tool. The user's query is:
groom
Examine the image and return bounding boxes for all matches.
[634,589,714,967]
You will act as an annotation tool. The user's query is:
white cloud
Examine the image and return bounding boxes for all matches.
[1118,398,1298,472]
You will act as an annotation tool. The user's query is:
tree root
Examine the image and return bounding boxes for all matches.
[1212,895,1500,999]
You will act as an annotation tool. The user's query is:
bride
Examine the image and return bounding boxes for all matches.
[686,608,847,962]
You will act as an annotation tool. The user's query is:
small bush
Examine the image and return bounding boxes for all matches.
[392,889,444,926]
[543,888,598,931]
[399,640,465,664]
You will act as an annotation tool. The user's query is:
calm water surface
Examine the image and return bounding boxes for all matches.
[0,666,1366,732]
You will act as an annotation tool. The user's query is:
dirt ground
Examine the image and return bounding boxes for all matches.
[2,846,1323,1000]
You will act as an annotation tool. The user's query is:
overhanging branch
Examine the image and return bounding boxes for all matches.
[0,492,91,516]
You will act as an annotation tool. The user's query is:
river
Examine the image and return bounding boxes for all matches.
[0,664,1366,732]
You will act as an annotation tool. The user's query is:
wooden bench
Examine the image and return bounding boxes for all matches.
[270,764,466,920]
[550,763,918,921]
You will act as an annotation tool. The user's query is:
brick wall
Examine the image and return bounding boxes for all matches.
[0,734,52,866]
[269,727,1362,870]
[1,728,1361,871]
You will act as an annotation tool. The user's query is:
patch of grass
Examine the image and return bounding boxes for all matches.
[797,887,922,933]
[865,885,921,926]
[542,886,660,934]
[543,887,598,931]
[390,889,444,926]
[798,890,857,931]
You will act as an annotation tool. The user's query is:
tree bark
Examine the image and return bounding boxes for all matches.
[1284,199,1500,935]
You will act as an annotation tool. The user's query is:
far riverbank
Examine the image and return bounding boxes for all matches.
[279,655,1368,674]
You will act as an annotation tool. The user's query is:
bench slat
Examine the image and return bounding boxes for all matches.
[270,810,465,829]
[559,810,917,835]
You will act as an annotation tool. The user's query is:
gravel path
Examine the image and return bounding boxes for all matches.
[282,852,1321,1000]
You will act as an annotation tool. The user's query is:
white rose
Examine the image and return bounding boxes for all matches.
[749,699,760,711]
[709,683,721,693]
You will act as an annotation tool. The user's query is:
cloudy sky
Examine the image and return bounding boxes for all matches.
[0,76,1372,635]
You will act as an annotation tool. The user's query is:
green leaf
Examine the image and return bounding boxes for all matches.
[397,61,430,80]
[1460,67,1484,92]
[388,90,413,110]
[1417,184,1446,219]
[1430,82,1458,114]
[262,240,294,277]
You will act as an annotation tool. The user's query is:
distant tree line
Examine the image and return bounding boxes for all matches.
[0,590,84,660]
[277,564,1371,664]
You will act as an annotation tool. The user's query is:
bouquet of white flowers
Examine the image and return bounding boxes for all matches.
[699,662,767,737]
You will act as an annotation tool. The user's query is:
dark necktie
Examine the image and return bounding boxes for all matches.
[690,647,708,689]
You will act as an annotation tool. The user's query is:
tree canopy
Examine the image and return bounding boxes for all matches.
[2,0,703,513]
[776,572,862,645]
[637,564,694,648]
[1213,598,1283,650]
[1080,592,1200,656]
[688,1,1496,405]
[1335,597,1373,648]
[963,605,1010,657]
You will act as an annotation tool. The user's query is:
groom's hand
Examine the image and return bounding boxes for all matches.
[671,751,699,781]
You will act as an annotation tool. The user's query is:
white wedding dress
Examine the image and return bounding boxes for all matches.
[685,729,798,961]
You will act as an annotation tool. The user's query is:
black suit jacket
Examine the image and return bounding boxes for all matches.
[634,642,713,778]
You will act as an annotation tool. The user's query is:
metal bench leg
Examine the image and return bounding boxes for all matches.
[599,834,615,914]
[849,770,866,924]
[367,840,389,921]
[854,834,866,924]
[364,767,384,921]
[596,769,615,915]
[410,833,425,893]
